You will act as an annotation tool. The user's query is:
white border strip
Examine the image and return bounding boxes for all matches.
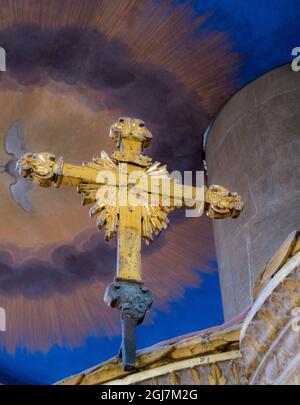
[104,350,241,385]
[240,251,300,341]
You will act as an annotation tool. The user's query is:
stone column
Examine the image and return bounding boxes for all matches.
[206,64,300,320]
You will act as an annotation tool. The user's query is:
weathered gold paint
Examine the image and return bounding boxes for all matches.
[17,117,244,284]
[117,160,142,280]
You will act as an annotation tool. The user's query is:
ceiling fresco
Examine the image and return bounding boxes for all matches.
[0,0,299,383]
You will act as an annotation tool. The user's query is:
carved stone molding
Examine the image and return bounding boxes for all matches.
[57,325,243,385]
[241,232,300,385]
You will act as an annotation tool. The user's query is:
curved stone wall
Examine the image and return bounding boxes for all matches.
[206,64,300,320]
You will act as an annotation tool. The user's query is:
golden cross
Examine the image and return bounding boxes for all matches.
[17,117,243,369]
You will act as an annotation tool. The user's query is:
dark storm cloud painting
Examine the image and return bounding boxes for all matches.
[0,23,208,172]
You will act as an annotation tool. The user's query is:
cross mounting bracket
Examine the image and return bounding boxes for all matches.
[104,279,154,370]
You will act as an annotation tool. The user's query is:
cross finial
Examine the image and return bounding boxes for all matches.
[109,116,152,151]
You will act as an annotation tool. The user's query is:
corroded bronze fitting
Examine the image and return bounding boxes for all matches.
[104,279,153,370]
[104,279,153,324]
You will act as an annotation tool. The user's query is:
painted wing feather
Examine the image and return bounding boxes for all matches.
[10,178,32,212]
[4,120,26,158]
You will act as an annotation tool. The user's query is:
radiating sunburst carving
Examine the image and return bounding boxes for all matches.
[78,152,175,245]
